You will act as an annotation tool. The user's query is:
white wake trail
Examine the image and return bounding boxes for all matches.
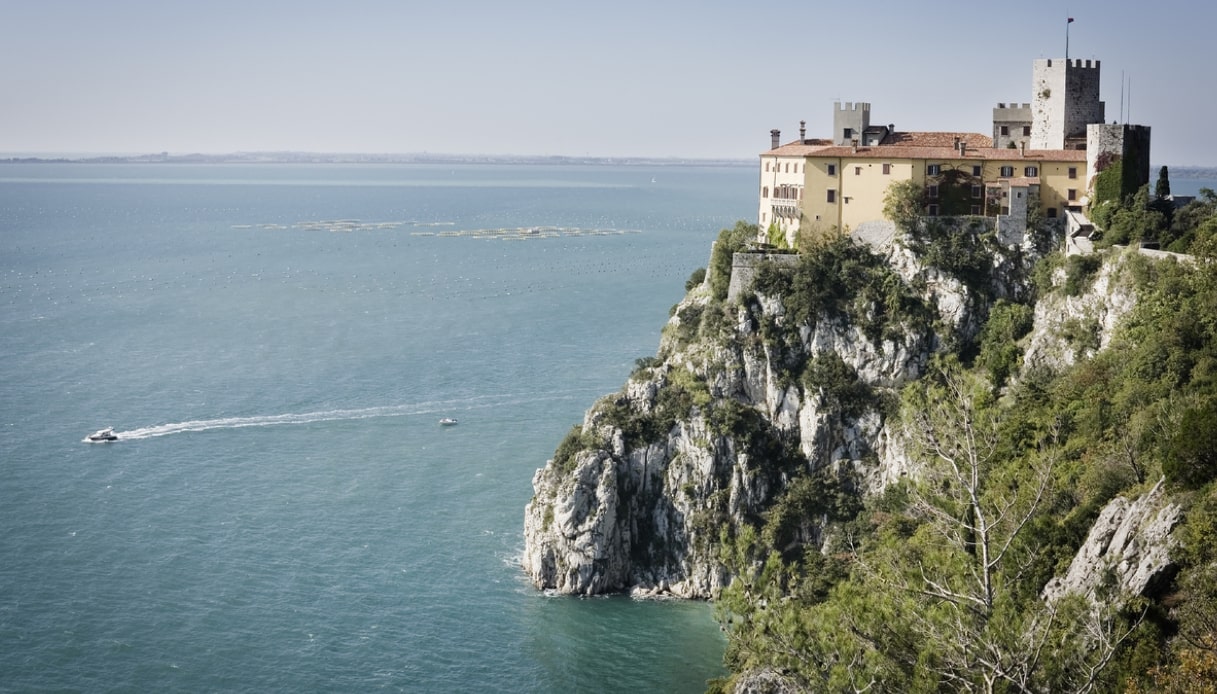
[109,389,599,441]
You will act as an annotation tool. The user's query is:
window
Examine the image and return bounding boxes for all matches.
[928,184,939,199]
[784,163,789,173]
[827,189,836,203]
[762,186,769,198]
[882,163,891,175]
[971,205,981,215]
[827,164,837,176]
[1000,166,1014,177]
[1047,208,1058,218]
[972,165,982,176]
[794,164,799,174]
[1068,167,1077,179]
[928,204,939,216]
[1025,166,1038,177]
[1068,189,1077,201]
[843,128,853,140]
[765,162,770,172]
[1000,125,1009,136]
[972,184,982,199]
[1023,125,1032,136]
[927,164,941,176]
[855,166,862,176]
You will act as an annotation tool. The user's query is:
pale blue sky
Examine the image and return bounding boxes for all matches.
[4,0,1215,165]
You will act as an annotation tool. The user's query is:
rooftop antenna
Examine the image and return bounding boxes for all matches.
[1120,69,1125,122]
[1065,15,1074,59]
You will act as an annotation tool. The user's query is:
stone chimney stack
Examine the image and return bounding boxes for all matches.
[1020,140,1027,157]
[770,129,781,150]
[799,120,806,141]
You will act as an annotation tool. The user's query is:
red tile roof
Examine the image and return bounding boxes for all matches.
[882,131,994,148]
[760,131,1087,162]
[791,144,1086,162]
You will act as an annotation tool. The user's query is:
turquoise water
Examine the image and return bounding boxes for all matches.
[0,163,753,692]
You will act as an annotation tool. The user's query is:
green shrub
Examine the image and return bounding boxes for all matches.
[1063,254,1103,296]
[685,267,707,292]
[709,221,758,301]
[551,425,602,474]
[1164,400,1217,488]
[801,352,874,419]
[977,299,1035,387]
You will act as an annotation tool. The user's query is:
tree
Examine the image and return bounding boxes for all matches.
[883,178,925,233]
[1154,165,1171,200]
[830,363,1138,693]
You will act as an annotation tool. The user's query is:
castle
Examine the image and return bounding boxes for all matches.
[758,57,1151,245]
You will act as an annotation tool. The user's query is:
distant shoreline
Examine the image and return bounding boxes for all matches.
[0,152,755,168]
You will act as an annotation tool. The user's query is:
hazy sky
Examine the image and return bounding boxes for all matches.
[4,0,1215,165]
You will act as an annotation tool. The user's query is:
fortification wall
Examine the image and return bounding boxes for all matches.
[727,252,800,302]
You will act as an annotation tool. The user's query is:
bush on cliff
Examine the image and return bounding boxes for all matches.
[709,221,757,301]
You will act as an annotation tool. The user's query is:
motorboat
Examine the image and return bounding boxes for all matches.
[86,427,119,442]
[438,418,458,426]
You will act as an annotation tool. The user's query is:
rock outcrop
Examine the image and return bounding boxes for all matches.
[1043,478,1182,604]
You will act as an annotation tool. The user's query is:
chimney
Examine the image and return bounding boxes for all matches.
[851,139,859,153]
[770,129,781,150]
[799,120,806,141]
[953,135,960,149]
[959,141,967,156]
[1019,141,1026,157]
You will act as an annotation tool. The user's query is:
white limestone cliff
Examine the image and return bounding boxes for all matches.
[523,234,1183,600]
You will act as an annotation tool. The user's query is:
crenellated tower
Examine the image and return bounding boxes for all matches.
[1031,58,1105,150]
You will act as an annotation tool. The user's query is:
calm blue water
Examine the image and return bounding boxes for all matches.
[0,162,754,693]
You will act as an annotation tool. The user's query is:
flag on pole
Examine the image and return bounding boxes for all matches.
[1068,17,1074,23]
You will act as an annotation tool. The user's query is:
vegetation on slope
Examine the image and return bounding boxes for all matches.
[703,201,1217,691]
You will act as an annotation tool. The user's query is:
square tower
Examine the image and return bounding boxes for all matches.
[1030,59,1105,150]
[833,102,871,146]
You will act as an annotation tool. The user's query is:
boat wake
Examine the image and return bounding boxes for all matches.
[109,390,598,441]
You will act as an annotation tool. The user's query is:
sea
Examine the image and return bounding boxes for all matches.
[0,161,756,693]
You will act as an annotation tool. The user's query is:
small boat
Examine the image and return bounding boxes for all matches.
[86,427,119,442]
[438,418,458,426]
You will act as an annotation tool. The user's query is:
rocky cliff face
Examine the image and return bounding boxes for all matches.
[522,232,1181,601]
[524,227,1013,597]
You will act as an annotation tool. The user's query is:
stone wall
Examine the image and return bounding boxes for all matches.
[726,252,800,302]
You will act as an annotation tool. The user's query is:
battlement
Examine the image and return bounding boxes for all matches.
[995,103,1031,110]
[1038,58,1100,70]
[835,102,871,113]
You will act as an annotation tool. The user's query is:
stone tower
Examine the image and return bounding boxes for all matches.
[1030,58,1104,150]
[1086,123,1152,201]
[833,102,871,146]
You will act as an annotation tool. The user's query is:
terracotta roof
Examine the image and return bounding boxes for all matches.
[882,131,994,148]
[760,129,1088,162]
[762,139,834,157]
[798,144,1087,162]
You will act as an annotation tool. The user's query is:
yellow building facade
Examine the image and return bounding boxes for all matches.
[759,135,1087,243]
